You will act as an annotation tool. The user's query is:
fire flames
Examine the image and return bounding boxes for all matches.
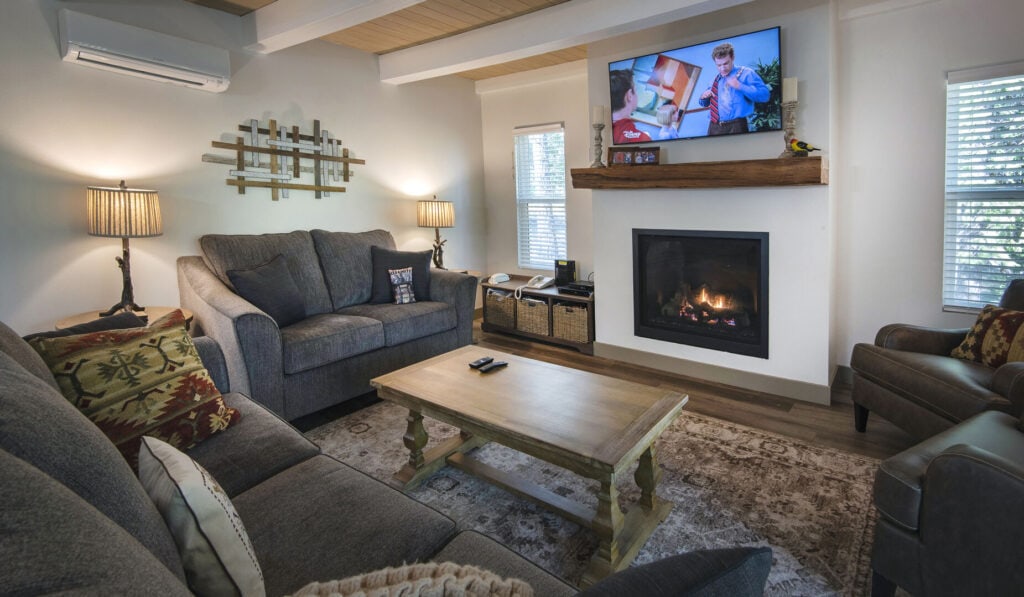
[680,286,739,327]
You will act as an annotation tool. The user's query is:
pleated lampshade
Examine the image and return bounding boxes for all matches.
[416,199,455,229]
[87,182,162,238]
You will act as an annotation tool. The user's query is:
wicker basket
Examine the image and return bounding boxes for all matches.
[485,290,515,328]
[552,303,590,344]
[516,298,550,336]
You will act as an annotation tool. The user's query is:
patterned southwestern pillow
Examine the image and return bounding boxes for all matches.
[139,436,265,597]
[28,309,240,469]
[389,266,417,304]
[950,304,1024,367]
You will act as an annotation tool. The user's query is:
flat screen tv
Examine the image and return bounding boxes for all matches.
[608,27,781,145]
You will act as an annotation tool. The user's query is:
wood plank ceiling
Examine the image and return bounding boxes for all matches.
[185,0,588,80]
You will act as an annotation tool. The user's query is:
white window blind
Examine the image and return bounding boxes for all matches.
[943,62,1024,310]
[513,123,567,270]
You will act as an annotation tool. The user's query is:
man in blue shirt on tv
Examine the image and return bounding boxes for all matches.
[698,42,771,136]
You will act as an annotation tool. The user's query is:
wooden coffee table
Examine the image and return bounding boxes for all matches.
[370,345,688,586]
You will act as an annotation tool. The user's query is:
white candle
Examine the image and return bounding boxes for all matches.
[782,77,798,103]
[591,105,605,125]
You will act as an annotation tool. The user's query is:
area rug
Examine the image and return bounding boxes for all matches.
[306,401,879,596]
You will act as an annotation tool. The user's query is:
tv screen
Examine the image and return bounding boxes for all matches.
[608,27,781,145]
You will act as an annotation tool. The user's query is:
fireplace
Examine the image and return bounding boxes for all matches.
[633,229,768,358]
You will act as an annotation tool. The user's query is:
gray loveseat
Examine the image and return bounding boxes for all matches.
[177,229,477,420]
[0,319,772,596]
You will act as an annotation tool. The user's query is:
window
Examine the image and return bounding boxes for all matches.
[943,62,1024,310]
[513,123,567,269]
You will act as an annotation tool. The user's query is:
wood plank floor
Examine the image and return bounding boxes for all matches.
[472,322,918,461]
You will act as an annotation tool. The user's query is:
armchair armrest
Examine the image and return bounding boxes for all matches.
[192,336,230,394]
[177,256,286,415]
[429,270,479,346]
[874,323,969,355]
[919,442,1024,594]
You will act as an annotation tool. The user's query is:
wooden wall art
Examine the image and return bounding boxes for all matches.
[202,118,364,200]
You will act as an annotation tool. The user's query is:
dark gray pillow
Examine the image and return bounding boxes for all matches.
[578,546,772,597]
[22,311,147,342]
[370,246,432,304]
[227,254,306,327]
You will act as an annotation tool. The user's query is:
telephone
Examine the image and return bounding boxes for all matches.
[526,275,555,289]
[488,273,510,284]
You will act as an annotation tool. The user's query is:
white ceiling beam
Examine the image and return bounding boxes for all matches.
[243,0,424,54]
[378,0,753,85]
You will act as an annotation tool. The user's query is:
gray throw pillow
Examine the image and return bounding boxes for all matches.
[227,254,306,327]
[22,310,147,342]
[370,246,431,304]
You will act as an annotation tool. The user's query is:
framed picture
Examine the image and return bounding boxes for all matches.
[609,146,661,166]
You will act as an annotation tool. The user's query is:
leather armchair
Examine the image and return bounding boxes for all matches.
[851,280,1024,440]
[870,410,1024,595]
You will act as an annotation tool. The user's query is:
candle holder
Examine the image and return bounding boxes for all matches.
[590,123,606,168]
[779,100,798,158]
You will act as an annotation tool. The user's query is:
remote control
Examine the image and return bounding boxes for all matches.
[468,356,494,369]
[477,361,508,373]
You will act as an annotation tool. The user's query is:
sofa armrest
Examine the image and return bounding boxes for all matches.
[177,256,286,415]
[919,443,1024,594]
[992,361,1024,411]
[192,336,230,394]
[874,323,969,355]
[429,270,479,346]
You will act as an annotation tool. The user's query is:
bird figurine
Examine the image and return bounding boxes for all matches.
[790,138,821,155]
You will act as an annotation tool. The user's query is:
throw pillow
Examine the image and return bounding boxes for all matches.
[370,246,431,304]
[22,310,148,342]
[950,304,1024,367]
[27,309,240,470]
[227,254,307,328]
[291,562,532,597]
[389,266,417,304]
[139,436,265,597]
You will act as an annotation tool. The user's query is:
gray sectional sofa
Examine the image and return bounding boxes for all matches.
[177,229,478,420]
[0,318,773,596]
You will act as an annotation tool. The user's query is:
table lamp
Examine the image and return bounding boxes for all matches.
[417,197,454,269]
[87,180,162,316]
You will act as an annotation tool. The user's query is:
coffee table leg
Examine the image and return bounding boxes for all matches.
[403,409,428,469]
[635,444,662,510]
[583,475,624,586]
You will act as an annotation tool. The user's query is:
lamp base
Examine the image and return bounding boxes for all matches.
[432,227,448,270]
[100,237,145,317]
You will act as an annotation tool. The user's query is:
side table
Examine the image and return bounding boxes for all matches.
[56,306,194,331]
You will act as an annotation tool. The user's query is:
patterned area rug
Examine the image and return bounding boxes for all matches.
[306,401,878,596]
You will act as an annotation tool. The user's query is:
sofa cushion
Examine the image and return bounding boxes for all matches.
[0,350,186,580]
[227,254,306,328]
[22,310,147,342]
[371,246,432,304]
[0,320,59,390]
[0,449,192,596]
[311,229,396,310]
[430,530,576,597]
[280,313,385,375]
[187,392,320,497]
[27,309,241,470]
[338,302,457,347]
[951,305,1024,367]
[233,455,456,597]
[874,410,1024,531]
[140,437,265,597]
[851,342,1012,423]
[292,562,534,597]
[200,230,332,316]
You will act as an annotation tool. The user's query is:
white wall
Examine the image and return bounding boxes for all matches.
[478,64,593,279]
[833,0,1024,363]
[0,0,485,334]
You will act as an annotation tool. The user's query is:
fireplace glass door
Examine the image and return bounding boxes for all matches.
[633,229,768,358]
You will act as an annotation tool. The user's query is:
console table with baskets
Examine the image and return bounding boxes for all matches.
[481,275,595,354]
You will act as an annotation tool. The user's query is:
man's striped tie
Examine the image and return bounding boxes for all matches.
[710,75,720,124]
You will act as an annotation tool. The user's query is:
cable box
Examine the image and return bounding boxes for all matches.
[558,281,594,297]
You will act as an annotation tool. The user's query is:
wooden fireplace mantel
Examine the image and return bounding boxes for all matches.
[570,156,828,190]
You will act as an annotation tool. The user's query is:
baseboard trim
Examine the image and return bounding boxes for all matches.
[593,342,831,405]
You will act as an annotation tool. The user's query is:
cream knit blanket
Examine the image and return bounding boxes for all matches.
[290,562,534,597]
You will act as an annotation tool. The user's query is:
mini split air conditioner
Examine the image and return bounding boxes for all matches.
[58,9,230,93]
